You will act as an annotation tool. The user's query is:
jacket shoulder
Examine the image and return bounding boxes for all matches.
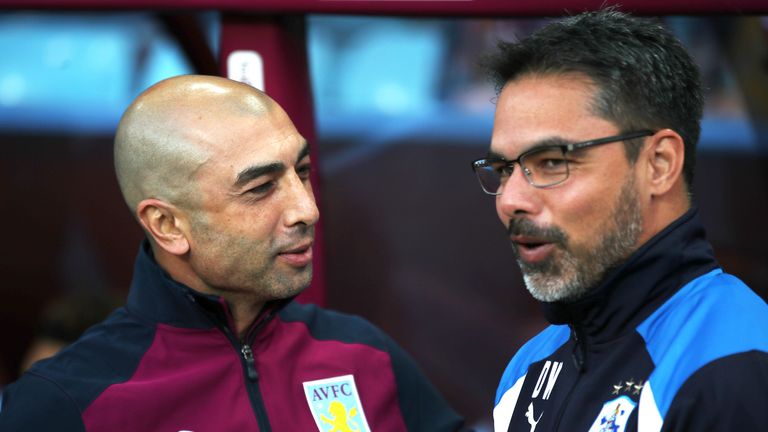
[660,350,768,431]
[278,301,391,350]
[7,308,157,417]
[0,374,86,431]
[636,269,768,425]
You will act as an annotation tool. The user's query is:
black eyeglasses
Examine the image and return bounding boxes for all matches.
[471,130,655,195]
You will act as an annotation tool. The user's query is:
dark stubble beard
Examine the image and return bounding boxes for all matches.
[509,175,643,303]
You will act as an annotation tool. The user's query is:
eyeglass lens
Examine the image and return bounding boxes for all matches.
[521,147,569,187]
[477,147,570,194]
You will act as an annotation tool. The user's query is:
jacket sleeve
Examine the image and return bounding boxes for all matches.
[661,350,768,431]
[0,373,86,432]
[382,333,468,432]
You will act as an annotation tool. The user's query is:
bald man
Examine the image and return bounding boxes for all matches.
[0,75,464,431]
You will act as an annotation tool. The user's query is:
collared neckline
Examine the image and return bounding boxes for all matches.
[125,240,291,338]
[541,207,719,343]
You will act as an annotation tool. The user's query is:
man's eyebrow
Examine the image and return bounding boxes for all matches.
[233,162,284,189]
[488,137,572,160]
[486,150,506,160]
[232,142,310,189]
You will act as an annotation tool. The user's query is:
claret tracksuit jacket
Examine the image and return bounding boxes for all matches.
[493,208,768,431]
[0,241,464,432]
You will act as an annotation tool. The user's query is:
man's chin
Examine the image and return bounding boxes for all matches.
[522,272,587,303]
[524,279,561,303]
[285,268,314,297]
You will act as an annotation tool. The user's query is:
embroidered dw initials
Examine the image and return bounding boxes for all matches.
[531,361,563,400]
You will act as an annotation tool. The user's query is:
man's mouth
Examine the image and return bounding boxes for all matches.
[507,218,567,265]
[277,241,314,267]
[511,236,556,264]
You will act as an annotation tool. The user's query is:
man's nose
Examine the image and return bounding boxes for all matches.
[496,165,539,219]
[283,173,320,228]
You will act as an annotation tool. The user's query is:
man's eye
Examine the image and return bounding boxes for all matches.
[297,164,312,180]
[247,181,275,195]
[527,149,568,173]
[540,158,567,169]
[490,162,511,177]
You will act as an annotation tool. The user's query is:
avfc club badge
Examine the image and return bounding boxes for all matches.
[303,374,371,432]
[587,395,637,432]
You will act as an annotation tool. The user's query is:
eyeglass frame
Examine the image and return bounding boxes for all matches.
[471,130,656,195]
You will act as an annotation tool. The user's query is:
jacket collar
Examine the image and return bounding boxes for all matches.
[125,240,291,336]
[541,207,719,342]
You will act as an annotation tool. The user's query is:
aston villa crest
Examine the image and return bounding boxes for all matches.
[303,375,371,432]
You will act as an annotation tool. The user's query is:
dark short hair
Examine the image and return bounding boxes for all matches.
[483,9,703,188]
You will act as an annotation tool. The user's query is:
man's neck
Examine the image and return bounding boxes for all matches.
[153,247,264,338]
[226,297,265,338]
[637,187,691,249]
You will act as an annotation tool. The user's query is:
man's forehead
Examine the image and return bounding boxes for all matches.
[237,138,310,166]
[208,111,304,157]
[492,73,602,132]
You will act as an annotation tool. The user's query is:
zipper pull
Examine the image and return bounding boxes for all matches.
[241,344,258,381]
[570,325,586,373]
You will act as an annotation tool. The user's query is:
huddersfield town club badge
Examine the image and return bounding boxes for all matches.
[303,374,371,432]
[587,395,637,432]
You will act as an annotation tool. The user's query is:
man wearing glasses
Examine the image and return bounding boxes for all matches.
[473,9,768,431]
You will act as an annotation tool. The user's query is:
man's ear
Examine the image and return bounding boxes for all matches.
[136,199,190,256]
[642,128,685,197]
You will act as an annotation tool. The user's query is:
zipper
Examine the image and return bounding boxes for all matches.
[188,292,284,432]
[571,325,587,373]
[192,295,280,431]
[239,340,272,432]
[241,344,258,380]
[218,322,271,432]
[552,325,587,431]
